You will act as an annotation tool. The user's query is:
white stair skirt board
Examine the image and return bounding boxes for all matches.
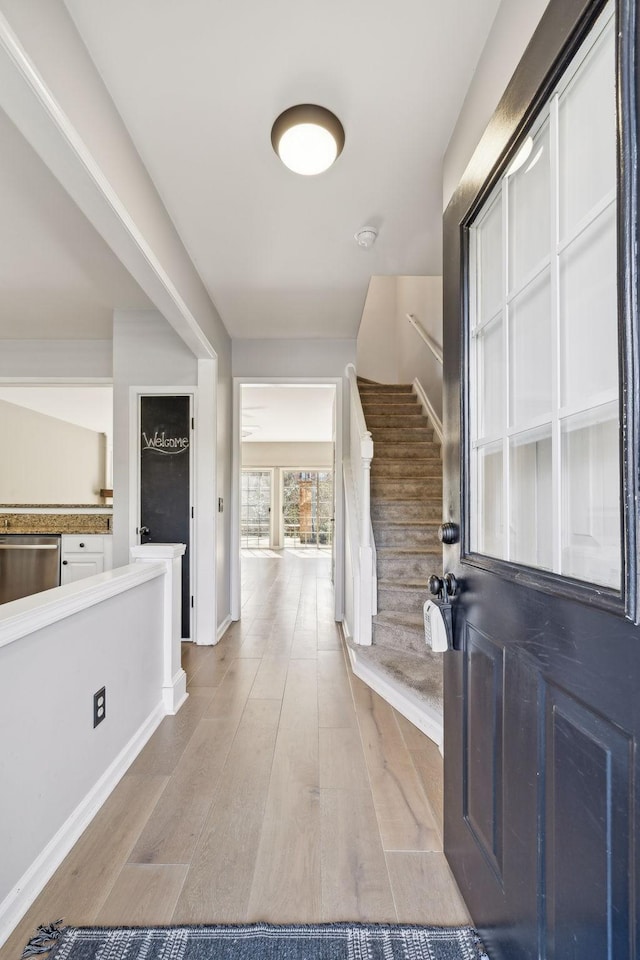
[347,642,444,754]
[412,378,443,446]
[0,703,165,948]
[216,614,233,643]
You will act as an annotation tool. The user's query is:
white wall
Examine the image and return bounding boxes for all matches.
[356,277,398,384]
[356,276,443,421]
[397,277,443,424]
[0,573,165,933]
[0,399,105,504]
[233,338,356,380]
[0,340,112,379]
[442,0,550,209]
[242,441,333,468]
[233,337,355,454]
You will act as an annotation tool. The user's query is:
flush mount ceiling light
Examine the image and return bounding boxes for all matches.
[271,104,345,176]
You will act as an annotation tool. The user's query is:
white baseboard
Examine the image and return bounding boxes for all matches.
[0,702,166,948]
[216,614,233,643]
[163,668,188,715]
[412,378,443,447]
[347,643,444,754]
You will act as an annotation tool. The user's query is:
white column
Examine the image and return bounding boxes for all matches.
[130,542,187,714]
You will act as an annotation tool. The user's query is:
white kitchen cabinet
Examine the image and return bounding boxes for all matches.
[60,535,113,585]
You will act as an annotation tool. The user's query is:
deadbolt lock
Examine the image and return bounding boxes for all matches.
[438,522,459,545]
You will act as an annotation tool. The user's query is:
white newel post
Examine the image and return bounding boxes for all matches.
[130,543,188,715]
[359,435,374,646]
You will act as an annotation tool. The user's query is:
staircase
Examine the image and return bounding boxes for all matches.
[355,378,444,745]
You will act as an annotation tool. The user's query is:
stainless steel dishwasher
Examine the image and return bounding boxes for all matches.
[0,534,61,604]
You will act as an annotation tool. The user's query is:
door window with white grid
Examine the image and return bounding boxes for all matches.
[469,6,620,589]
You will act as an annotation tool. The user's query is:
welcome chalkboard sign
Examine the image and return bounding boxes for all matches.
[140,395,191,638]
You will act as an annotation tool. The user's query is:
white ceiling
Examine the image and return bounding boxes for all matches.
[0,386,113,435]
[0,108,150,340]
[242,385,334,443]
[61,0,502,340]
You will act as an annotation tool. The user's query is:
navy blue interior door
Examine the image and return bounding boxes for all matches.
[140,395,191,639]
[441,2,640,958]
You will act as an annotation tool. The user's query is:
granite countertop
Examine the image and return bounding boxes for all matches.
[0,513,112,535]
[0,504,112,509]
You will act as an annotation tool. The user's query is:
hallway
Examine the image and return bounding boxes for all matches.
[1,553,467,959]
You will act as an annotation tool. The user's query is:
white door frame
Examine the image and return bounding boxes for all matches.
[129,387,195,642]
[128,358,217,646]
[231,377,344,622]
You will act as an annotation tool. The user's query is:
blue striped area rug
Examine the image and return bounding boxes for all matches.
[23,921,488,960]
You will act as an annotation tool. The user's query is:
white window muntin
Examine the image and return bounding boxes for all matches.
[469,5,620,589]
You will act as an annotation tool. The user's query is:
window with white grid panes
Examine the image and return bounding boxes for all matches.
[469,6,620,589]
[282,470,334,548]
[240,470,272,548]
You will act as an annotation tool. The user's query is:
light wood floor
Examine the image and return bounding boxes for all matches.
[1,551,468,959]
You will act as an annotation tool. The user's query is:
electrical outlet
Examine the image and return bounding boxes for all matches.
[93,687,106,728]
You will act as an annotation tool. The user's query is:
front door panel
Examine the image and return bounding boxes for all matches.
[442,2,640,958]
[463,626,504,883]
[543,681,634,960]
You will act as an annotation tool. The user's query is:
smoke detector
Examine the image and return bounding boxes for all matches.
[354,226,378,249]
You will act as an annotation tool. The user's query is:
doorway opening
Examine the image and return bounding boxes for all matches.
[0,383,113,507]
[233,380,342,616]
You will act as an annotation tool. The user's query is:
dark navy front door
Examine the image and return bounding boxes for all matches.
[441,2,639,958]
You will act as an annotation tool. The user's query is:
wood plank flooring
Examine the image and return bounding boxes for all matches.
[0,551,468,960]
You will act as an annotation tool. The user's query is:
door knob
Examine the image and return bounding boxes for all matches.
[429,575,444,596]
[139,526,150,536]
[428,573,458,599]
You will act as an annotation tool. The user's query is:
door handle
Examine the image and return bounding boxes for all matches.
[428,573,458,599]
[138,526,150,536]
